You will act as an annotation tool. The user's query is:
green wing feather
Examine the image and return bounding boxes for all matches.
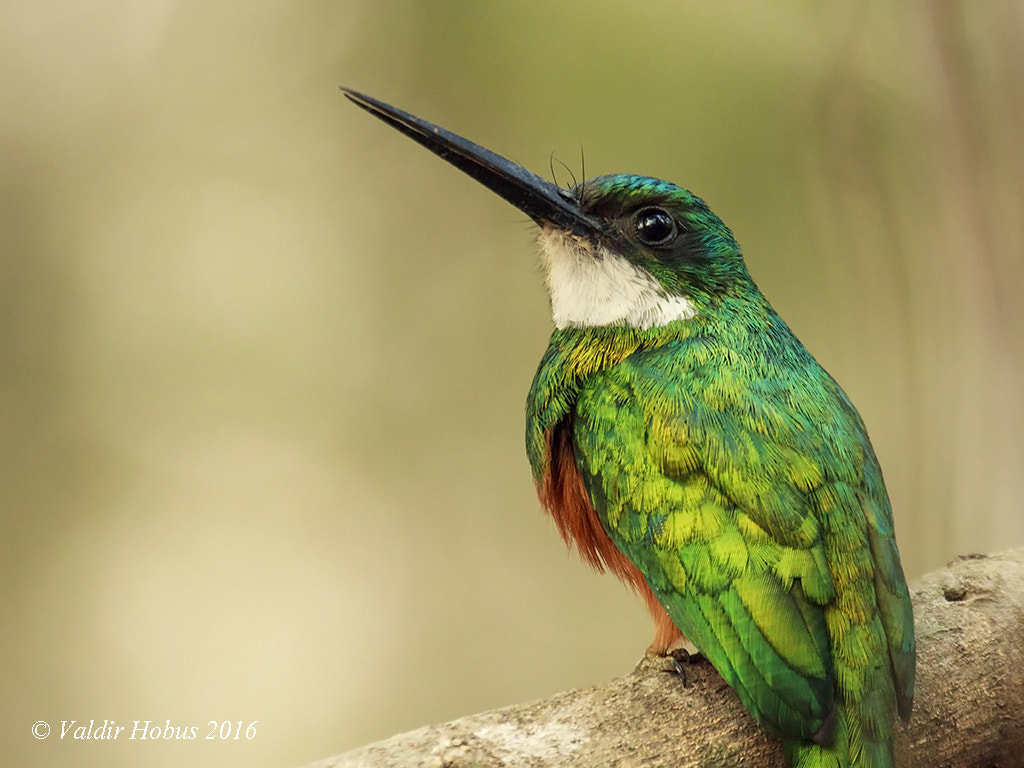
[570,338,914,765]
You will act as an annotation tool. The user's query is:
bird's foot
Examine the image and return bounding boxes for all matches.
[665,647,704,686]
[640,640,704,685]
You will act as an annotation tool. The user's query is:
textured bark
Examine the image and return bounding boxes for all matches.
[308,549,1024,768]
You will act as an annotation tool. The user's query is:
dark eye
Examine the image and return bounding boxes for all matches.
[634,208,677,246]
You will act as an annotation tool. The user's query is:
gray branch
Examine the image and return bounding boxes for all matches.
[308,549,1024,768]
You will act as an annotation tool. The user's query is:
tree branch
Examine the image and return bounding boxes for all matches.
[308,549,1024,767]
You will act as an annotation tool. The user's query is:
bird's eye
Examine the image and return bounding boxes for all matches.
[634,208,677,246]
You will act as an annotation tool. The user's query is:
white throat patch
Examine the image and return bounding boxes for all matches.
[537,227,697,330]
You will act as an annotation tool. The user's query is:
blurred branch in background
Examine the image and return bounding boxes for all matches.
[811,1,1024,574]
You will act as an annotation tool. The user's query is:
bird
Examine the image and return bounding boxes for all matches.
[343,87,915,768]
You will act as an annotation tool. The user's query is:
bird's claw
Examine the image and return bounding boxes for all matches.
[664,647,704,687]
[641,646,704,684]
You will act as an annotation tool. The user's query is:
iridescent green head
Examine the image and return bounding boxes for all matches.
[343,89,751,329]
[539,173,748,328]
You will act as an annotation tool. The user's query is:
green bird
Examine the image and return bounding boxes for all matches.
[343,88,915,768]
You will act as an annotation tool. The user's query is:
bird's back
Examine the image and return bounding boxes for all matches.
[529,308,914,767]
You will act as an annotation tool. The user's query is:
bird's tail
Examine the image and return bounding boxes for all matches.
[785,687,898,768]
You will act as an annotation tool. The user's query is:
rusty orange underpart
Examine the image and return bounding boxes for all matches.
[538,423,683,656]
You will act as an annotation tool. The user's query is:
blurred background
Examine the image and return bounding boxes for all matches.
[2,2,1022,767]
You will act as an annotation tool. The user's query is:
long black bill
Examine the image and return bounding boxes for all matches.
[342,88,601,240]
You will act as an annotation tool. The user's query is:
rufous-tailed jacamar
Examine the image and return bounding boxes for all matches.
[343,88,915,768]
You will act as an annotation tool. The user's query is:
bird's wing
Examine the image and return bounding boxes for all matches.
[859,456,916,722]
[571,344,884,741]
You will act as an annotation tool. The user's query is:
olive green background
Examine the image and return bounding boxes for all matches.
[3,3,1022,768]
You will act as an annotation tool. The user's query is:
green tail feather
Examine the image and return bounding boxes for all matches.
[786,670,902,768]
